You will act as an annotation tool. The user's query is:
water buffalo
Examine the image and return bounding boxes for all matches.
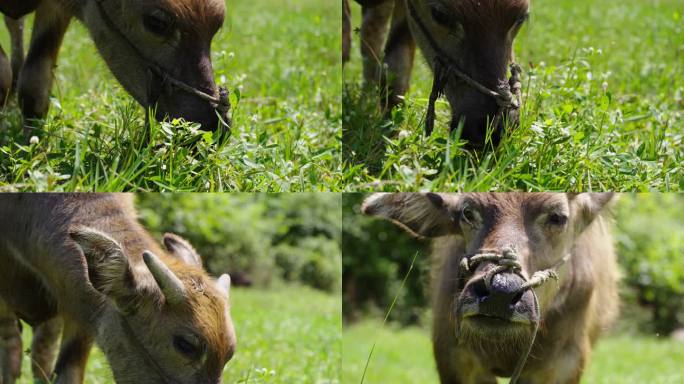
[0,194,236,384]
[362,192,619,383]
[0,0,230,135]
[345,0,528,147]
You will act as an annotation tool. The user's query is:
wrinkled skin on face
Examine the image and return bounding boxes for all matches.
[82,0,228,131]
[71,229,236,384]
[407,0,530,146]
[363,192,617,380]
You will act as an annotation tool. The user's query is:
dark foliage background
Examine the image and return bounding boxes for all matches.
[136,193,342,292]
[343,194,684,335]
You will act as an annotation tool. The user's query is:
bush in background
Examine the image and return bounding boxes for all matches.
[342,194,431,324]
[136,194,341,292]
[614,194,684,334]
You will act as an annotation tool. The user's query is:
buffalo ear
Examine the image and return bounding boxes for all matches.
[69,226,136,307]
[361,193,458,238]
[569,193,615,229]
[163,233,202,267]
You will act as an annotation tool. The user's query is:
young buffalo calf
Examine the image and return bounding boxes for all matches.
[0,194,236,384]
[363,193,618,384]
[0,0,230,134]
[348,0,529,146]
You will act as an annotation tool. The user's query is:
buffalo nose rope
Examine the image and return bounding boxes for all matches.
[458,248,568,384]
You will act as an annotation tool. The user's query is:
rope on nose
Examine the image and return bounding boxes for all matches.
[457,248,567,384]
[459,248,561,294]
[424,61,523,137]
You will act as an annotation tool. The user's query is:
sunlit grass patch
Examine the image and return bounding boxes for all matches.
[0,0,341,191]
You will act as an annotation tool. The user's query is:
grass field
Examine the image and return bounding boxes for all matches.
[0,0,341,191]
[15,286,341,383]
[343,320,684,383]
[343,0,683,191]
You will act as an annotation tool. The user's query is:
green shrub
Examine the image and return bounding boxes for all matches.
[615,194,684,334]
[342,193,431,325]
[135,193,341,292]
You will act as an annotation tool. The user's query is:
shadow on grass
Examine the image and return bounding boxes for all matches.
[342,82,399,175]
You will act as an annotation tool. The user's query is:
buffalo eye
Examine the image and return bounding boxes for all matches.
[460,204,478,226]
[547,213,568,226]
[143,9,175,37]
[514,13,530,28]
[173,335,203,359]
[430,5,452,27]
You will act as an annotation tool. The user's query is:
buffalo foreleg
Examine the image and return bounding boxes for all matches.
[360,1,393,88]
[17,3,71,135]
[0,45,10,108]
[5,16,25,90]
[0,300,22,384]
[52,321,92,384]
[342,0,351,63]
[380,2,415,111]
[31,317,63,383]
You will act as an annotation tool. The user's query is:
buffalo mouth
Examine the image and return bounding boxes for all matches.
[456,311,536,375]
[459,310,533,338]
[464,313,530,327]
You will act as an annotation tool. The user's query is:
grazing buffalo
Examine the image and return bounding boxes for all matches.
[0,194,236,384]
[362,193,619,384]
[0,0,230,135]
[344,0,528,147]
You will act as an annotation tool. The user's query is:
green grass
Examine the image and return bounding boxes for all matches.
[343,320,684,383]
[0,0,341,191]
[342,0,683,191]
[15,285,341,383]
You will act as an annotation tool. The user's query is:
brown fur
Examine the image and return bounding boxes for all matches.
[0,194,235,384]
[162,0,225,38]
[363,193,619,384]
[455,0,529,29]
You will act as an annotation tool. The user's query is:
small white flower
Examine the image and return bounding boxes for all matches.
[228,52,235,59]
[602,82,608,91]
[161,164,167,171]
[29,136,39,145]
[251,114,259,123]
[398,130,410,139]
[205,181,211,190]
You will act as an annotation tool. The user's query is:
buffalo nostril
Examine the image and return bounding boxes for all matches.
[472,278,489,299]
[510,291,524,306]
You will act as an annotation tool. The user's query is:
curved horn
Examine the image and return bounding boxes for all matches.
[142,251,186,305]
[217,274,231,298]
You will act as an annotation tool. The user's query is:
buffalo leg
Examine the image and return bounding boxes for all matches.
[381,2,415,110]
[17,3,71,135]
[0,46,10,107]
[0,300,22,384]
[5,16,25,90]
[53,321,92,384]
[31,317,62,383]
[360,1,393,87]
[342,0,351,63]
